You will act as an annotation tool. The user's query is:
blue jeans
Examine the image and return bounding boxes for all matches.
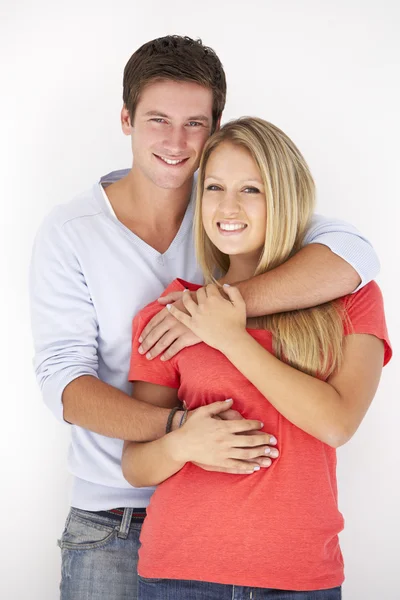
[58,507,143,600]
[138,577,342,600]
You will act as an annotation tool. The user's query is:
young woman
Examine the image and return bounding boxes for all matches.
[122,118,391,600]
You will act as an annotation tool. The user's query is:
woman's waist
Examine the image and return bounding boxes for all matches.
[146,463,343,529]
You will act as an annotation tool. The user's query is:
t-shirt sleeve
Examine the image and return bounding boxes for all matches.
[128,310,180,388]
[303,214,380,291]
[343,281,392,366]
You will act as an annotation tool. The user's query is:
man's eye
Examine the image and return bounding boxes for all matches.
[188,121,202,127]
[206,184,222,191]
[243,187,260,194]
[151,118,167,124]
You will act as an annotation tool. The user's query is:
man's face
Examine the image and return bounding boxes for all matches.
[123,80,214,190]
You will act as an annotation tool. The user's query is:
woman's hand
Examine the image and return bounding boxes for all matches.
[167,284,247,354]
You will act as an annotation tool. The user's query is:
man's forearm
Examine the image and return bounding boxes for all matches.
[237,244,360,317]
[62,375,169,441]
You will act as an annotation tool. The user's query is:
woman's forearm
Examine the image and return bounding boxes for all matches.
[122,431,185,487]
[224,333,346,447]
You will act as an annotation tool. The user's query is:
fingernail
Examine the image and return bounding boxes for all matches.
[269,436,277,445]
[225,398,233,402]
[146,352,152,360]
[253,466,260,471]
[160,356,165,362]
[259,422,264,428]
[262,458,272,467]
[264,447,271,455]
[183,289,189,293]
[166,304,172,311]
[223,283,230,287]
[138,337,143,343]
[138,346,144,354]
[269,449,279,458]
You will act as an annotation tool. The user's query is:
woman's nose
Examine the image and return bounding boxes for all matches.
[218,192,240,215]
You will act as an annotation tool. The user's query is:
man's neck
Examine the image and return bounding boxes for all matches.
[104,166,194,254]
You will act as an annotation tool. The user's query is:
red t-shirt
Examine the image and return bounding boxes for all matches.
[128,279,391,591]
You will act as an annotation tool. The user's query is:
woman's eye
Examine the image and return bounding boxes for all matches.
[243,187,260,194]
[206,184,222,191]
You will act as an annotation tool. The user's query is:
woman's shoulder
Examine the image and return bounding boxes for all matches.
[341,281,392,365]
[134,278,201,328]
[341,280,384,315]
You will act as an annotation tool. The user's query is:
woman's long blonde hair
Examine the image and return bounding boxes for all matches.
[194,117,346,377]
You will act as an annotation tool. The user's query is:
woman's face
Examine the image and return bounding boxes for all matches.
[202,142,267,261]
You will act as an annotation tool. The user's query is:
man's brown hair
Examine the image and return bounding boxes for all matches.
[123,35,226,133]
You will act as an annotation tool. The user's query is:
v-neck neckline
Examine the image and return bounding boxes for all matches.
[95,177,196,260]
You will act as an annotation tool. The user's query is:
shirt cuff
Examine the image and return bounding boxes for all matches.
[308,232,380,292]
[41,366,99,424]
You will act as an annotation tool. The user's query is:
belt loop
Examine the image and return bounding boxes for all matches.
[117,507,133,539]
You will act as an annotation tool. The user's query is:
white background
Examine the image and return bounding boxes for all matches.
[2,1,399,598]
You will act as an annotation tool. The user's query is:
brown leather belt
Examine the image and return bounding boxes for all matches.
[96,507,147,523]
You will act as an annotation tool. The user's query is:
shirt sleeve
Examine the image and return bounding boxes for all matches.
[343,281,392,366]
[29,217,99,423]
[303,214,380,291]
[129,312,180,388]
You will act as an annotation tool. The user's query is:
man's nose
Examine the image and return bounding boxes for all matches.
[163,126,187,154]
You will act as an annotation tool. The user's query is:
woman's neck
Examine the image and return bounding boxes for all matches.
[218,254,259,285]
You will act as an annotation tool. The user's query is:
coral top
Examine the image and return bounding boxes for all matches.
[129,280,391,591]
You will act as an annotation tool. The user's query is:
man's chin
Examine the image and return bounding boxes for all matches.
[152,173,195,191]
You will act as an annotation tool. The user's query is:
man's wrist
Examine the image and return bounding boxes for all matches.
[171,409,185,431]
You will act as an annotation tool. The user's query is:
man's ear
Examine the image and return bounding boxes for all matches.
[121,105,132,135]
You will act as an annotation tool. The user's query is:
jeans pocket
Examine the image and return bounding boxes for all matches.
[58,509,117,551]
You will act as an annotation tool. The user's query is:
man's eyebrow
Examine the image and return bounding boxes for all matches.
[143,111,210,122]
[188,115,210,123]
[144,111,170,118]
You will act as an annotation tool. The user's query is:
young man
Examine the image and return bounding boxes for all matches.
[30,36,379,600]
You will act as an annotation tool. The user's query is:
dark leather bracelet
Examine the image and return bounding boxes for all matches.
[166,406,181,434]
[179,409,188,428]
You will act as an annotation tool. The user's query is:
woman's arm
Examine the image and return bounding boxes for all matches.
[122,382,274,487]
[167,285,385,448]
[224,331,383,447]
[121,382,183,487]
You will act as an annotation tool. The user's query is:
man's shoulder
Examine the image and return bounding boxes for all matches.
[40,169,130,232]
[44,189,100,228]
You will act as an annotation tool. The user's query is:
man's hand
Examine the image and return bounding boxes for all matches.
[138,292,200,360]
[198,401,279,471]
[169,400,279,475]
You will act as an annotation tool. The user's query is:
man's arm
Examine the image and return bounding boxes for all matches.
[139,215,380,359]
[122,383,274,487]
[237,243,355,317]
[29,216,170,441]
[238,214,380,317]
[63,375,171,441]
